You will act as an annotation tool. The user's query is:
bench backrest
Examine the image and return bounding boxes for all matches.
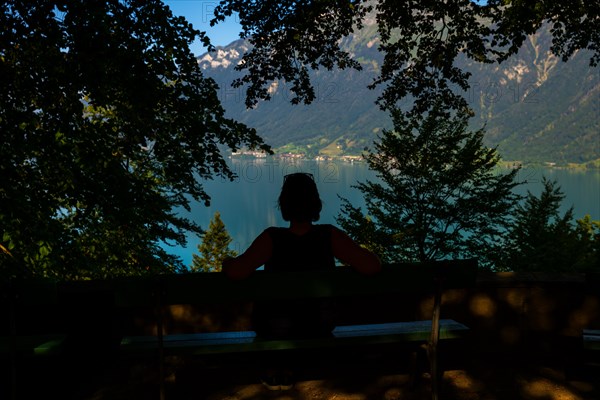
[12,260,477,311]
[2,280,60,335]
[156,259,478,306]
[89,259,476,314]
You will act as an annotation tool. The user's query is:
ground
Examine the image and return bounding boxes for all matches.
[49,345,599,400]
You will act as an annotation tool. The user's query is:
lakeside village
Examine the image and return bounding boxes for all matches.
[229,149,600,170]
[230,149,364,163]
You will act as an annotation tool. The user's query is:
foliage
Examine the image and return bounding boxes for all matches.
[575,215,600,271]
[336,103,521,267]
[0,0,269,280]
[211,0,600,115]
[212,0,370,108]
[503,178,600,272]
[489,0,600,66]
[191,212,237,273]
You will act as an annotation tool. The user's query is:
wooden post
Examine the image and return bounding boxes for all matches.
[155,279,166,400]
[428,273,443,400]
[8,284,17,400]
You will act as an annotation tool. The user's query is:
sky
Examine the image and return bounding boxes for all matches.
[163,0,242,55]
[163,1,489,55]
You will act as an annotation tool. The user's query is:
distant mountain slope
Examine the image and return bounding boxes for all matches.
[199,23,599,164]
[462,26,600,164]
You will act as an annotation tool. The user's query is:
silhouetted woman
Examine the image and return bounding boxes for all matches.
[222,172,381,389]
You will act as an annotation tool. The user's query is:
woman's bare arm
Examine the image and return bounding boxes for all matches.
[222,230,272,280]
[331,226,382,275]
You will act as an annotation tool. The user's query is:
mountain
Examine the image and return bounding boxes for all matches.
[198,22,599,164]
[462,26,600,165]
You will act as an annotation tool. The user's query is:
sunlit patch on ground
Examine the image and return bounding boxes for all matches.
[519,377,583,400]
[382,387,403,400]
[204,383,263,400]
[445,370,486,392]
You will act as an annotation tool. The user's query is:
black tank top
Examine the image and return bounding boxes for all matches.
[253,224,336,338]
[264,224,336,272]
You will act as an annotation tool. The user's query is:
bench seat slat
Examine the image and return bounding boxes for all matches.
[120,319,469,355]
[121,330,257,348]
[333,319,469,339]
[583,329,600,351]
[0,334,67,356]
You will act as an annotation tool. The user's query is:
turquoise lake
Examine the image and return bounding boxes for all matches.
[170,157,600,267]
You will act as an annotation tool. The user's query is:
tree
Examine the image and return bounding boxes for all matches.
[1,1,269,280]
[336,103,521,268]
[575,215,600,272]
[210,0,599,115]
[191,212,237,273]
[504,178,599,272]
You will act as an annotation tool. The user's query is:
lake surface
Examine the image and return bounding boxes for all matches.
[171,157,600,267]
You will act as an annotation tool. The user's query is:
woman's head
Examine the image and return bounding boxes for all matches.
[278,173,322,222]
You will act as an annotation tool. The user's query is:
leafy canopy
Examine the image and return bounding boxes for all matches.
[211,0,599,115]
[1,0,269,280]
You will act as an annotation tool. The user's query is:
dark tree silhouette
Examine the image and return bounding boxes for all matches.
[337,104,521,268]
[1,0,269,279]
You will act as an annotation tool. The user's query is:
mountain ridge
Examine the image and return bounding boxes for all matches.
[198,25,599,165]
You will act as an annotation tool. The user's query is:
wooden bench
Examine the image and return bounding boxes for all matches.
[116,259,478,400]
[583,330,600,351]
[0,280,67,400]
[582,272,600,366]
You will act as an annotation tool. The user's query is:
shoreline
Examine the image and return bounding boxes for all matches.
[230,151,600,170]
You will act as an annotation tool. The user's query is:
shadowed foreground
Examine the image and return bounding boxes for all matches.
[4,271,599,399]
[15,342,598,400]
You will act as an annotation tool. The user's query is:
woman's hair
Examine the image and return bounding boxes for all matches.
[278,173,322,222]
